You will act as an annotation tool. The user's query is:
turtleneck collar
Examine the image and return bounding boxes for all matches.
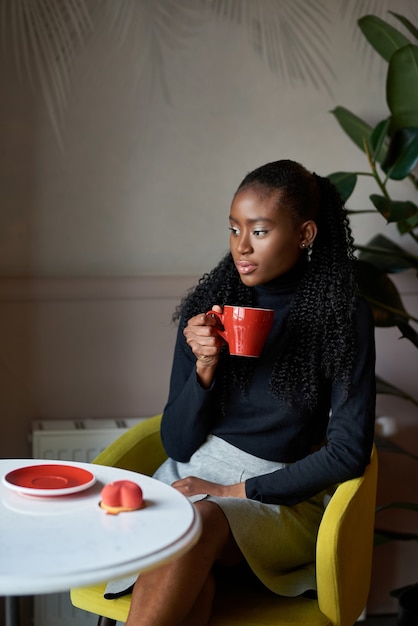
[254,259,306,295]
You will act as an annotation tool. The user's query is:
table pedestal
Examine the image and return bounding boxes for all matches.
[5,596,20,626]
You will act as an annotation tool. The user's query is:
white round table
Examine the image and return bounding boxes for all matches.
[0,458,201,624]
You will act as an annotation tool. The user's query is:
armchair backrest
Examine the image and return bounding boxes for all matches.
[94,414,166,475]
[316,445,378,626]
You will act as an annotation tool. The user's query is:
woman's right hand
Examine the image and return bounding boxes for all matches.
[183,304,224,387]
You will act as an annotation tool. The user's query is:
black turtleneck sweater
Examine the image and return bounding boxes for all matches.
[160,265,376,505]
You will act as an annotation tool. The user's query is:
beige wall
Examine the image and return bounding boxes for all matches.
[0,0,417,616]
[0,275,197,458]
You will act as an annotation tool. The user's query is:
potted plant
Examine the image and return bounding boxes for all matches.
[327,12,418,621]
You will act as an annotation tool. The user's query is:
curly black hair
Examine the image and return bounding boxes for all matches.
[173,160,358,408]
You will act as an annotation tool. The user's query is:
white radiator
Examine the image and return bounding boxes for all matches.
[31,416,150,626]
[31,417,149,462]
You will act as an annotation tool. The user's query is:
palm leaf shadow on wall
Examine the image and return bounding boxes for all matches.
[0,0,401,147]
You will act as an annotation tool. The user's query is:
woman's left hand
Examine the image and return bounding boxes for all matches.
[172,476,246,499]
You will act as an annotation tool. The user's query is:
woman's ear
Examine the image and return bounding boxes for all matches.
[299,220,317,247]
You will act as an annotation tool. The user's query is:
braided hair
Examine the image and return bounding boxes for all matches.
[174,160,358,408]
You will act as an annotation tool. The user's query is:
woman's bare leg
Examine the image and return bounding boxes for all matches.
[125,500,242,626]
[180,572,216,626]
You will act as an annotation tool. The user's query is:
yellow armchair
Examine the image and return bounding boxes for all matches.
[71,414,378,626]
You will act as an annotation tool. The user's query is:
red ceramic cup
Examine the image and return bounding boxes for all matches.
[206,305,274,357]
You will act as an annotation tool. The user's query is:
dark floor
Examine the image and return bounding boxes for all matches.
[361,616,397,625]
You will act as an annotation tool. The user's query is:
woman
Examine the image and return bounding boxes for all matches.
[125,159,376,625]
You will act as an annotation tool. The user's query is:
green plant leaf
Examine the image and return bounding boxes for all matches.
[398,210,418,235]
[358,15,411,62]
[376,376,418,407]
[397,320,418,347]
[374,528,418,545]
[354,260,410,326]
[369,195,418,224]
[387,45,418,129]
[382,127,418,179]
[389,11,418,41]
[357,234,418,272]
[330,106,373,154]
[355,258,418,345]
[377,501,418,513]
[326,172,357,201]
[370,119,390,162]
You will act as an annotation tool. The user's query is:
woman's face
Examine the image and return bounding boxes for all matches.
[229,188,312,287]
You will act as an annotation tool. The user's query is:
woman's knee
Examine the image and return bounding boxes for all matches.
[194,501,230,547]
[195,500,228,531]
[194,501,242,565]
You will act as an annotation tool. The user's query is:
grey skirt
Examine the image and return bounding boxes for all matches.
[154,435,325,596]
[105,435,326,599]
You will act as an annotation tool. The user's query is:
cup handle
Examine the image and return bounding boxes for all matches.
[206,310,228,343]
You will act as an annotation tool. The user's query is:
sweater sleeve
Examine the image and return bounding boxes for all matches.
[160,321,217,461]
[245,299,376,505]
